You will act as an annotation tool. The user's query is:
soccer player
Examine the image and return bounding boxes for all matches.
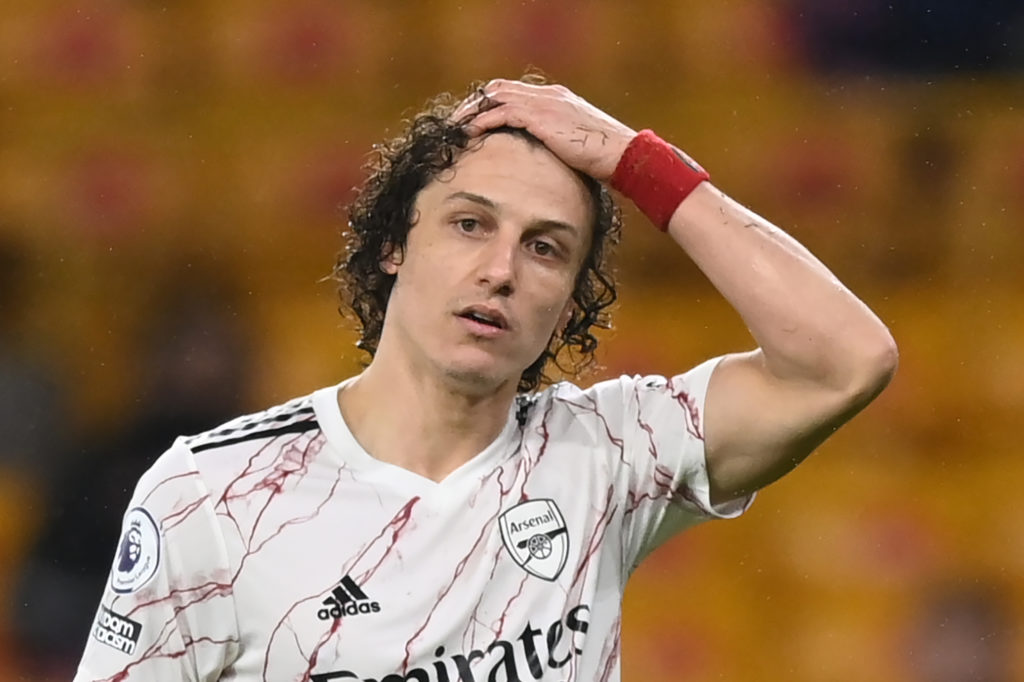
[74,78,897,681]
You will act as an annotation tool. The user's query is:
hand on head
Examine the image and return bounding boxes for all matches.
[452,78,637,183]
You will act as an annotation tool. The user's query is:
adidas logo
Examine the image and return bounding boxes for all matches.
[317,575,381,620]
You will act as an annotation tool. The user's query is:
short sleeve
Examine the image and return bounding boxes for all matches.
[73,440,239,682]
[588,357,754,571]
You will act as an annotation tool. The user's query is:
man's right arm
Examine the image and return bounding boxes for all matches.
[461,79,897,505]
[74,441,239,682]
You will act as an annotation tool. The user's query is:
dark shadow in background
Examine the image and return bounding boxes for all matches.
[788,0,1024,74]
[10,264,252,679]
[904,579,1016,682]
[0,237,68,480]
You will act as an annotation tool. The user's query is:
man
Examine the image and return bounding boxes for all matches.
[75,78,897,681]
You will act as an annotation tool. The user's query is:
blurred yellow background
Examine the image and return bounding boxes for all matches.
[2,1,1023,680]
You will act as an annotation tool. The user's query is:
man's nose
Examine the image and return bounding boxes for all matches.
[477,233,517,296]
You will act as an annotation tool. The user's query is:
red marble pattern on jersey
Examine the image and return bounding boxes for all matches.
[541,391,621,590]
[106,581,236,679]
[572,484,617,589]
[453,399,553,656]
[481,399,562,645]
[490,573,531,640]
[109,473,239,681]
[625,380,712,519]
[666,376,704,441]
[399,481,514,672]
[95,430,345,681]
[389,401,560,676]
[519,391,622,682]
[544,394,621,682]
[138,470,200,507]
[462,457,529,649]
[161,493,211,531]
[101,634,240,682]
[290,494,420,682]
[217,428,318,543]
[596,615,622,682]
[97,466,238,682]
[664,378,713,517]
[554,392,627,464]
[115,378,709,680]
[518,398,555,498]
[214,431,323,582]
[243,444,349,565]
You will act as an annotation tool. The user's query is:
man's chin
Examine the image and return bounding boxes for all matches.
[442,363,515,395]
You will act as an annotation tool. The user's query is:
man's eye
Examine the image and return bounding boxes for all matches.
[532,240,557,257]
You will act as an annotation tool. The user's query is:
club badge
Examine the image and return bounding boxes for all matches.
[499,499,569,581]
[111,507,161,594]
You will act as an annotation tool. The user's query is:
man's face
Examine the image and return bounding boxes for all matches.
[381,133,593,393]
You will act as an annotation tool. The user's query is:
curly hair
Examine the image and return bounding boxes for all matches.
[334,83,622,393]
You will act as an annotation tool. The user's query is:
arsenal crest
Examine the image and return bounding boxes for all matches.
[499,499,569,581]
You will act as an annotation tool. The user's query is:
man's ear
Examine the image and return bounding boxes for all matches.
[380,244,404,275]
[558,299,575,334]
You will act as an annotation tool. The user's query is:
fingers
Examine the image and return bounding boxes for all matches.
[465,102,532,137]
[451,84,503,123]
[482,78,548,97]
[450,79,566,131]
[447,79,633,181]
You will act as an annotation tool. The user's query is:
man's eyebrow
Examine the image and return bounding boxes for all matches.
[445,191,582,239]
[527,219,581,240]
[445,191,497,209]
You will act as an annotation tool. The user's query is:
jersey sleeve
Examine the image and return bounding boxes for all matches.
[591,357,754,571]
[73,439,239,682]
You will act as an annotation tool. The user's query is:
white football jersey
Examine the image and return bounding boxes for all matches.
[75,357,750,682]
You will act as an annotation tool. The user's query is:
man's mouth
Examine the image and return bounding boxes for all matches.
[456,306,509,331]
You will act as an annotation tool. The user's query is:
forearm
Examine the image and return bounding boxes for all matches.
[667,181,897,394]
[459,80,897,496]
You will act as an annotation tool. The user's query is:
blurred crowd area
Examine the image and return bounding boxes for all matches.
[2,0,1024,680]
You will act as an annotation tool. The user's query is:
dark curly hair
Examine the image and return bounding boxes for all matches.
[334,82,622,393]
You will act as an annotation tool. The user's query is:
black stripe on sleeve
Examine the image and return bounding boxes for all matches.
[191,419,320,453]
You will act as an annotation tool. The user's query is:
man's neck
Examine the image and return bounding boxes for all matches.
[337,356,518,483]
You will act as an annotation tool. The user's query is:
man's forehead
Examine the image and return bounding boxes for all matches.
[422,133,594,226]
[452,132,552,170]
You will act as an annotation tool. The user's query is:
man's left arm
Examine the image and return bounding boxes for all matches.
[462,79,898,505]
[666,181,897,505]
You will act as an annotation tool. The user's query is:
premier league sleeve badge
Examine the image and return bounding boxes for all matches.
[111,507,161,594]
[499,499,569,581]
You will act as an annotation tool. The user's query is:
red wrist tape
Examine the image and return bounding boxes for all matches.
[610,129,710,231]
